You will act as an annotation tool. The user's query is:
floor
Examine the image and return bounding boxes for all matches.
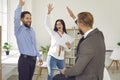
[7,52,120,80]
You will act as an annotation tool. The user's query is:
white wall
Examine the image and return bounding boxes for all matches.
[7,0,32,49]
[32,0,120,50]
[7,0,120,50]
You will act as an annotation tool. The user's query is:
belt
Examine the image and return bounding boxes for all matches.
[20,54,36,60]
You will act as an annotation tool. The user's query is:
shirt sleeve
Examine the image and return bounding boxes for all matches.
[14,5,22,34]
[36,48,42,61]
[45,14,55,37]
[34,32,42,60]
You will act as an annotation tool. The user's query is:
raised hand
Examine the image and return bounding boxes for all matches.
[19,0,25,6]
[48,3,54,14]
[66,7,76,19]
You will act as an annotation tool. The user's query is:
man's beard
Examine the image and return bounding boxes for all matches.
[79,29,84,35]
[23,23,31,28]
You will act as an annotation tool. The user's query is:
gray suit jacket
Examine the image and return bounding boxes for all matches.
[64,28,106,80]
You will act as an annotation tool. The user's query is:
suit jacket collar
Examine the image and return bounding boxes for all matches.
[75,28,99,57]
[85,28,99,39]
[84,28,95,38]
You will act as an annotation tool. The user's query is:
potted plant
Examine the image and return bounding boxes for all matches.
[3,42,12,55]
[40,45,50,60]
[117,42,120,46]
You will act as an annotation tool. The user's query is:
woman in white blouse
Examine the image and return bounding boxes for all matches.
[45,4,73,80]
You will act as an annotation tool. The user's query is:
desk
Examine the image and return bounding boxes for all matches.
[110,48,120,60]
[36,62,47,80]
[2,50,19,80]
[108,48,120,72]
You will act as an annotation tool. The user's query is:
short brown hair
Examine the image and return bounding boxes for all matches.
[21,11,31,19]
[77,12,94,27]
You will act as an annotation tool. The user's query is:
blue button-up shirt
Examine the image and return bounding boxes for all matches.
[14,5,41,60]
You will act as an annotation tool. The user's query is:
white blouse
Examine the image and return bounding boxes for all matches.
[45,14,72,60]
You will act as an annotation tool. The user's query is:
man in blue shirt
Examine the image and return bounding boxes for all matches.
[14,0,43,80]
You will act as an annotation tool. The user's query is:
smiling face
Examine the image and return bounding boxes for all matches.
[21,14,32,28]
[56,21,63,32]
[21,11,32,28]
[54,19,67,33]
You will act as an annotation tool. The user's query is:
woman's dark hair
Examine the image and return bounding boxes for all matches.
[21,11,31,19]
[54,19,67,33]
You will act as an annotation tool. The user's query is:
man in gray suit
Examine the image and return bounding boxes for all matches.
[53,7,106,80]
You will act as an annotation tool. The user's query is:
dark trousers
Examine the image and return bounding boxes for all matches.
[53,74,75,80]
[18,54,36,80]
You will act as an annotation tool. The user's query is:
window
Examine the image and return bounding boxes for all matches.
[0,0,7,47]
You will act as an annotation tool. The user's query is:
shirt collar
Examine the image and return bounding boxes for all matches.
[84,28,95,38]
[57,31,66,37]
[22,25,32,30]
